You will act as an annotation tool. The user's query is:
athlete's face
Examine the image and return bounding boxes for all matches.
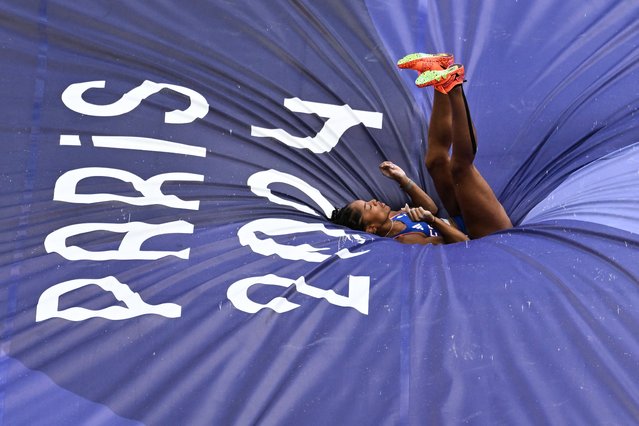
[350,199,391,234]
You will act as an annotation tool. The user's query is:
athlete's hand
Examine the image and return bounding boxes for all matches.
[379,161,407,182]
[402,204,435,223]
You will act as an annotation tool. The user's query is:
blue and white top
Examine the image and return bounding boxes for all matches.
[390,212,439,239]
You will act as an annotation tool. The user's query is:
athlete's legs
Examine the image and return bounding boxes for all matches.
[448,85,512,238]
[425,90,461,216]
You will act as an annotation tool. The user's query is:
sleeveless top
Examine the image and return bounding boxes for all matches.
[390,212,439,239]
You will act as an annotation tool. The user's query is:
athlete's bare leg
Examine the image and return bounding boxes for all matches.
[425,90,461,217]
[448,85,512,238]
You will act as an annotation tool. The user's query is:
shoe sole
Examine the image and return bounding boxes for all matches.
[415,64,463,88]
[397,53,453,72]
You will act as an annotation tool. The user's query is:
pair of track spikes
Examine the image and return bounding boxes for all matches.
[397,53,465,94]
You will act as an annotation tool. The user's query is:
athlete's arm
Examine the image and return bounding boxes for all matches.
[404,206,469,244]
[379,161,438,213]
[395,233,444,245]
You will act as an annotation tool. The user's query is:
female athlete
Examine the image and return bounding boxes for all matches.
[330,53,512,245]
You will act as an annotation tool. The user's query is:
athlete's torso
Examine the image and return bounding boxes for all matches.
[390,212,439,239]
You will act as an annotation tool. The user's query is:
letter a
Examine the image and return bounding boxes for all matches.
[36,276,181,321]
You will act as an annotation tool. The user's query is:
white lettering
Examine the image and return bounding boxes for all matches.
[36,276,181,321]
[251,98,383,153]
[44,220,193,261]
[227,274,300,314]
[247,169,333,217]
[60,135,206,157]
[54,167,203,210]
[237,218,367,262]
[227,274,370,315]
[61,80,209,124]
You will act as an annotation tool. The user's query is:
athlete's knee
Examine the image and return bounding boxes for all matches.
[450,157,474,179]
[425,152,449,174]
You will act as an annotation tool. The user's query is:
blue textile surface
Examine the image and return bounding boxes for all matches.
[1,1,639,424]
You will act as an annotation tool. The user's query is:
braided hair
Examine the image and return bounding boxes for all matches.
[330,203,365,231]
